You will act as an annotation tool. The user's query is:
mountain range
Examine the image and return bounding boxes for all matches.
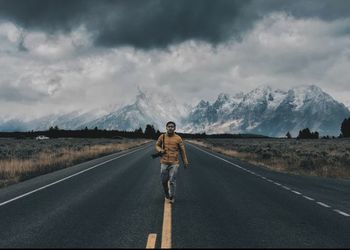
[1,85,349,137]
[183,85,350,137]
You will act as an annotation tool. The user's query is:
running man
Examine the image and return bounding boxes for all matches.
[155,121,189,204]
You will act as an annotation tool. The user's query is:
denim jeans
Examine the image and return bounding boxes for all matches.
[160,163,179,198]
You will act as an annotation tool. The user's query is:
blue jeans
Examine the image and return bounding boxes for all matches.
[160,163,179,198]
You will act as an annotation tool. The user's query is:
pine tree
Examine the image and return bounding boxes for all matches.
[341,117,350,137]
[144,124,156,139]
[297,128,319,139]
[286,131,292,139]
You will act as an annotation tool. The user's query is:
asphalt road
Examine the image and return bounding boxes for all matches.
[0,141,349,248]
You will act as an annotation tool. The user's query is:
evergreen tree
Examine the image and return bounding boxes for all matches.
[297,128,319,139]
[341,117,350,137]
[155,129,161,139]
[144,124,156,139]
[134,127,144,138]
[286,131,292,139]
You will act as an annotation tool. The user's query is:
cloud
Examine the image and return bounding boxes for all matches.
[0,2,350,120]
[0,0,250,49]
[0,81,48,102]
[1,0,349,49]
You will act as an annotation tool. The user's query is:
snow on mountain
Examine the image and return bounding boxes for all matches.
[184,85,350,137]
[29,108,110,131]
[85,88,189,132]
[1,84,349,137]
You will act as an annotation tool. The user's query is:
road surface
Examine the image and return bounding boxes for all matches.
[0,141,349,248]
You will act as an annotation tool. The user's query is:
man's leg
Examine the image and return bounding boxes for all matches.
[168,164,179,201]
[160,164,170,198]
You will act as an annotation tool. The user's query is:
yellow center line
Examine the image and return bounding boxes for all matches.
[161,199,172,248]
[146,233,157,249]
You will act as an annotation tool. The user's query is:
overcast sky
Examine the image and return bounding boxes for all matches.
[0,0,350,120]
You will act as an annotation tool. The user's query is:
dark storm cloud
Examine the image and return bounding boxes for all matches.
[0,0,87,32]
[0,0,253,49]
[251,0,350,21]
[0,0,349,49]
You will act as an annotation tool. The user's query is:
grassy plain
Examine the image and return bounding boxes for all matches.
[188,138,350,179]
[0,138,150,188]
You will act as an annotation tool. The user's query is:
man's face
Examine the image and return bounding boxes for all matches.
[166,124,175,134]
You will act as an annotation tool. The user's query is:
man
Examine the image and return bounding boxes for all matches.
[155,121,189,204]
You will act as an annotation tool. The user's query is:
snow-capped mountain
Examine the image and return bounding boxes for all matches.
[183,85,350,137]
[29,109,109,131]
[1,85,349,137]
[84,89,190,132]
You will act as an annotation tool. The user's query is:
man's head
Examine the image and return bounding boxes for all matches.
[166,121,176,135]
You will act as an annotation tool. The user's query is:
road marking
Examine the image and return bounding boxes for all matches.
[161,199,172,249]
[333,209,350,217]
[302,195,315,201]
[146,234,157,249]
[317,202,331,208]
[188,143,245,170]
[0,144,149,208]
[188,143,350,219]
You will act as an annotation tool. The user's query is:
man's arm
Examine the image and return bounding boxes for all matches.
[178,139,189,167]
[155,134,165,153]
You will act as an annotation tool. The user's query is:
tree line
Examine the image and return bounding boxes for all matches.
[1,116,349,140]
[286,116,350,139]
[0,124,268,140]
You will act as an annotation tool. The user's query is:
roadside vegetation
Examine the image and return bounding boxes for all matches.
[188,138,350,179]
[0,138,150,188]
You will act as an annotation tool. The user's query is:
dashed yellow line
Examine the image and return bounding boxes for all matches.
[146,233,157,249]
[161,199,172,248]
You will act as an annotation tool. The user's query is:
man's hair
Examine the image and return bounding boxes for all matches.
[166,121,176,127]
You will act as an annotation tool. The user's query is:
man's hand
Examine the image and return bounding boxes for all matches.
[159,149,166,154]
[184,162,189,169]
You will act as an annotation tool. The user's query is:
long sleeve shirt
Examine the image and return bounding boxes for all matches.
[155,133,189,165]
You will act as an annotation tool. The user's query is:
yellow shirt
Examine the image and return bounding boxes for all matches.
[155,133,189,165]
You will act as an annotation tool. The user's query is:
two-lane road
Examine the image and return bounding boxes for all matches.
[0,141,349,248]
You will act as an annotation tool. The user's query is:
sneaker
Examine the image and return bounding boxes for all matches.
[169,196,175,204]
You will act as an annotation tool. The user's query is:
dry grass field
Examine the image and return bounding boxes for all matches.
[0,138,151,188]
[188,138,350,180]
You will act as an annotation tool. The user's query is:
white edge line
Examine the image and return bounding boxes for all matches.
[0,145,148,207]
[317,202,331,208]
[188,142,350,218]
[303,195,315,201]
[333,209,350,217]
[189,143,296,192]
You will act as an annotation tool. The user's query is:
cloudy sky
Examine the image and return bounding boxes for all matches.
[0,0,350,120]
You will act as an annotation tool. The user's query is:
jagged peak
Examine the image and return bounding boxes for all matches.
[291,84,323,93]
[136,85,147,100]
[197,100,210,108]
[217,93,230,101]
[289,84,332,100]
